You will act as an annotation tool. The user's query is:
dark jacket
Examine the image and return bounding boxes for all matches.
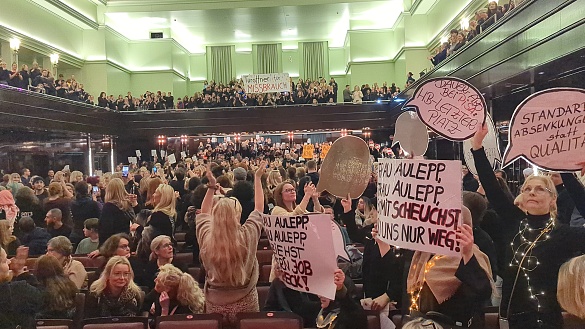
[473,147,585,328]
[317,286,368,329]
[0,280,42,329]
[296,172,320,211]
[142,289,192,317]
[20,227,51,255]
[71,196,101,230]
[98,202,136,245]
[43,197,73,227]
[143,258,188,290]
[341,209,404,305]
[264,278,322,327]
[463,173,480,192]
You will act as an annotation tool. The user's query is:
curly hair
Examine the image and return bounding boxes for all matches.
[156,264,205,313]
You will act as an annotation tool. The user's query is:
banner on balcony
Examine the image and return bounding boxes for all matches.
[242,73,291,94]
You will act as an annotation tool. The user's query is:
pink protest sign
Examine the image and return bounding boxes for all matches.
[403,77,486,141]
[262,214,338,300]
[376,159,462,256]
[503,88,585,171]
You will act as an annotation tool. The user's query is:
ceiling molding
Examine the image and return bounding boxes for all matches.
[44,0,99,29]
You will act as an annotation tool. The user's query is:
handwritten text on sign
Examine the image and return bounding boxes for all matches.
[502,88,585,171]
[262,214,337,300]
[242,73,291,94]
[404,77,486,141]
[377,159,462,256]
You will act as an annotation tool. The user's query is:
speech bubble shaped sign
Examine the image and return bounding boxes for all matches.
[403,77,487,141]
[393,111,429,157]
[463,113,501,175]
[502,88,585,171]
[317,135,371,199]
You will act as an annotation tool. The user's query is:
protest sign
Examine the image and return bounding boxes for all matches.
[128,157,137,164]
[262,214,338,300]
[393,111,429,156]
[181,151,187,159]
[151,150,157,157]
[320,144,331,159]
[376,159,462,256]
[331,221,350,262]
[463,113,501,175]
[242,73,291,94]
[317,136,371,199]
[161,150,166,158]
[167,154,176,164]
[502,88,585,171]
[302,144,315,159]
[403,77,486,141]
[135,150,141,158]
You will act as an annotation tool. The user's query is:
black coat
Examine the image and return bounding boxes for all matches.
[98,202,135,245]
[317,286,368,329]
[20,227,51,256]
[0,280,42,329]
[71,197,101,230]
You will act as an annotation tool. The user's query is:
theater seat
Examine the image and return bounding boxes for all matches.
[354,283,363,299]
[174,253,194,267]
[156,313,223,329]
[259,264,272,284]
[236,312,302,329]
[256,249,273,265]
[175,232,186,242]
[82,316,148,329]
[485,313,499,329]
[73,292,86,329]
[257,239,270,250]
[36,319,73,329]
[364,310,381,329]
[188,267,201,281]
[257,285,271,310]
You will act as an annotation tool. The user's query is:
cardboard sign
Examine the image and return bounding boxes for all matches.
[128,157,137,164]
[404,77,486,141]
[463,113,501,175]
[331,221,350,262]
[393,111,429,156]
[302,144,315,159]
[135,150,141,157]
[168,154,176,164]
[262,214,338,300]
[317,136,371,199]
[376,159,462,256]
[242,73,291,93]
[151,150,157,157]
[320,144,331,159]
[502,88,585,171]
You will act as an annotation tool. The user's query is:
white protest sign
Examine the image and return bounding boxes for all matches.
[377,159,462,256]
[161,150,166,158]
[242,73,291,94]
[128,157,138,164]
[168,154,176,164]
[463,113,501,175]
[404,77,486,141]
[151,150,157,157]
[502,88,585,171]
[135,150,141,157]
[393,111,429,156]
[331,221,350,262]
[262,214,337,300]
[181,151,187,159]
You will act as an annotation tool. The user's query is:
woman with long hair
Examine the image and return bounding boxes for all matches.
[86,256,143,318]
[272,180,321,216]
[46,236,87,289]
[557,255,585,320]
[36,255,79,319]
[355,196,377,228]
[143,264,205,318]
[197,161,266,324]
[43,182,73,228]
[99,178,138,245]
[144,177,163,209]
[136,184,176,261]
[89,233,145,287]
[0,220,20,255]
[471,124,585,328]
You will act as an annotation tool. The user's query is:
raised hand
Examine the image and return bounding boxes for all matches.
[341,193,352,213]
[205,163,216,186]
[333,268,345,291]
[471,123,488,151]
[456,223,474,264]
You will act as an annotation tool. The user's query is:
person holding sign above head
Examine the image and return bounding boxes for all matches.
[197,161,266,325]
[471,124,585,329]
[340,194,404,315]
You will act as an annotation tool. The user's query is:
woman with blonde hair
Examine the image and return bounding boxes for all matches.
[557,255,585,319]
[471,124,585,328]
[144,177,163,209]
[98,178,138,245]
[36,255,79,319]
[137,184,176,261]
[266,170,282,190]
[355,196,377,228]
[0,220,20,255]
[69,171,84,184]
[143,264,205,317]
[86,256,143,317]
[143,235,188,289]
[197,161,267,324]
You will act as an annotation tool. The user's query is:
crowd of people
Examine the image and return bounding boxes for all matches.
[1,125,585,329]
[429,0,522,66]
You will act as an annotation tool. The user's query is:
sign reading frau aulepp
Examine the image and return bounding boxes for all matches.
[392,111,429,156]
[262,214,338,300]
[317,136,371,199]
[463,113,501,175]
[502,88,585,171]
[376,159,462,256]
[403,77,486,141]
[241,73,291,94]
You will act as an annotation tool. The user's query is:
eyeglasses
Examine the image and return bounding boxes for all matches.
[157,243,173,250]
[111,272,131,279]
[117,244,130,250]
[521,186,553,195]
[283,188,296,193]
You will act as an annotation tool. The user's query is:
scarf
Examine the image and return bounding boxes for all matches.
[0,190,19,228]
